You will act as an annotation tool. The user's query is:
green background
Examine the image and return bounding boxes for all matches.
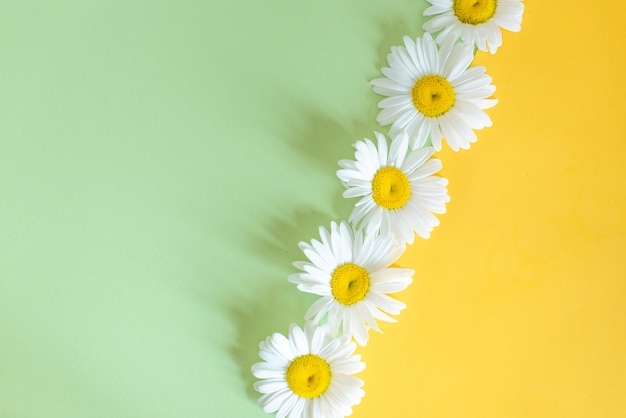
[0,1,428,416]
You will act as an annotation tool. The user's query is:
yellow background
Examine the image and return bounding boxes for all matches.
[358,2,626,417]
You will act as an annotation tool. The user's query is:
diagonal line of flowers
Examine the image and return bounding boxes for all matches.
[251,1,524,417]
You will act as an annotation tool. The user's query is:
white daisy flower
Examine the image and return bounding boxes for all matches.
[423,0,524,54]
[288,220,413,346]
[337,132,449,245]
[371,32,497,151]
[251,322,365,418]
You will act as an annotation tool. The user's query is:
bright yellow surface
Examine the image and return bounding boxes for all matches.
[357,2,626,417]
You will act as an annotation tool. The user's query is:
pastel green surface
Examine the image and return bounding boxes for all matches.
[0,1,428,416]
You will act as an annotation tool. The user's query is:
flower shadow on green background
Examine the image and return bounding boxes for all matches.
[225,6,430,403]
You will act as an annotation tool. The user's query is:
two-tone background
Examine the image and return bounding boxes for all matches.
[2,1,625,417]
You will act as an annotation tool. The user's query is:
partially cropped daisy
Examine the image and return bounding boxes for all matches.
[289,220,413,346]
[423,0,524,54]
[337,132,449,244]
[252,322,365,418]
[371,32,496,151]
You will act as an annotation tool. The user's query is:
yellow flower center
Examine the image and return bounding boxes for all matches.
[331,263,370,305]
[286,354,332,398]
[411,75,456,118]
[453,0,497,25]
[371,166,411,210]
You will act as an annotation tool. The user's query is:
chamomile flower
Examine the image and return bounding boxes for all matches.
[371,32,497,151]
[423,0,524,54]
[337,132,449,245]
[252,322,365,418]
[289,220,413,346]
